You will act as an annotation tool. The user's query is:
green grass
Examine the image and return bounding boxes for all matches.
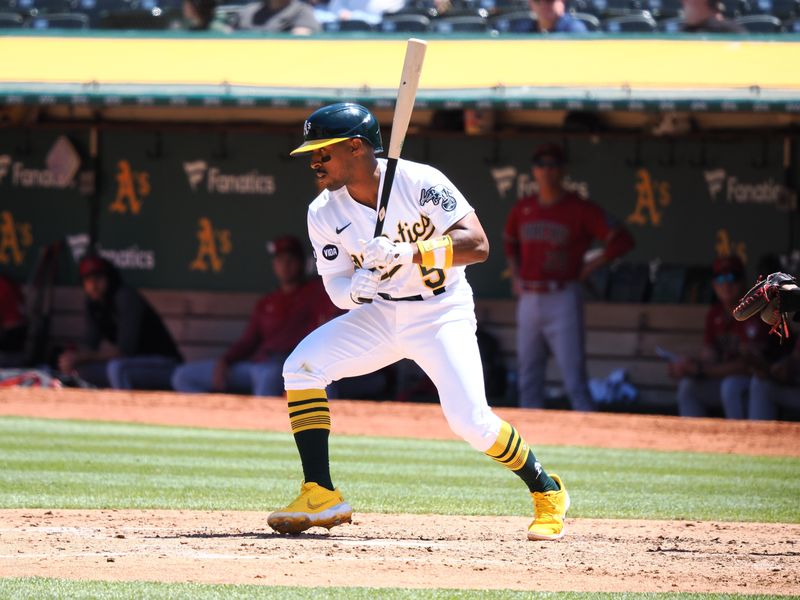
[0,579,790,600]
[0,416,798,522]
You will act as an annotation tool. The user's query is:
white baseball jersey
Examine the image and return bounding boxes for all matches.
[308,158,474,301]
[285,157,502,453]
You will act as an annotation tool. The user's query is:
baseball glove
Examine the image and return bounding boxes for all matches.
[733,272,797,340]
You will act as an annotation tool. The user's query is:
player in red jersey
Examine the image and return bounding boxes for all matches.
[504,143,634,410]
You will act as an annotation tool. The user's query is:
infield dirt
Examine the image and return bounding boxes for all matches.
[1,388,799,594]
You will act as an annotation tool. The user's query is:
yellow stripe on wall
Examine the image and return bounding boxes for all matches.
[1,37,799,91]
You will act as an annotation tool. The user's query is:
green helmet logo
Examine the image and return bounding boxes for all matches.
[290,103,383,156]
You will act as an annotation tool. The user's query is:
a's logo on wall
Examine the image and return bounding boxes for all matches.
[703,168,795,211]
[190,217,232,273]
[0,211,33,266]
[626,168,671,227]
[715,228,747,266]
[419,185,457,212]
[110,160,151,215]
[182,160,276,195]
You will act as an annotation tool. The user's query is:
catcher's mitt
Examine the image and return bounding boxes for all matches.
[733,272,797,340]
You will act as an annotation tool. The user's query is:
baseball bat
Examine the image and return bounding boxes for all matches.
[373,37,427,237]
[358,38,427,303]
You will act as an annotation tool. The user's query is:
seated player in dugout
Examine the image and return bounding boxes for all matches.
[730,259,800,420]
[58,256,183,390]
[172,235,340,397]
[504,143,635,411]
[267,102,570,542]
[668,256,787,419]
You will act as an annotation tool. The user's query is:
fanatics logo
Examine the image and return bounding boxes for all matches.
[419,185,457,212]
[322,244,339,260]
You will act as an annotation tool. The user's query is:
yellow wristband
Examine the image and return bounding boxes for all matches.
[416,235,453,270]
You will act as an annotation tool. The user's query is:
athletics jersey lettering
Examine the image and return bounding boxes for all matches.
[395,214,434,244]
[307,158,475,301]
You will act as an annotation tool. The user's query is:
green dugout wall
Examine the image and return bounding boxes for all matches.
[2,32,799,296]
[0,127,796,297]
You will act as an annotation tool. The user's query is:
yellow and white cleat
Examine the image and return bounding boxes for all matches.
[527,474,570,541]
[268,482,353,534]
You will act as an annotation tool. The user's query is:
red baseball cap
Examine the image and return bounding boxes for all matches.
[78,255,109,279]
[532,143,566,165]
[268,235,305,259]
[712,255,744,278]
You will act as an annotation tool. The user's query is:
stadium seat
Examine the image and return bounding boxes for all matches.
[481,0,529,12]
[603,12,657,30]
[380,13,431,32]
[77,0,132,26]
[645,0,682,17]
[603,0,647,16]
[658,15,682,30]
[214,4,243,28]
[98,9,172,29]
[785,16,800,29]
[432,14,491,31]
[10,0,33,11]
[606,263,651,303]
[768,0,799,18]
[650,265,687,304]
[23,0,74,13]
[567,0,603,14]
[0,11,24,26]
[739,0,771,13]
[323,19,374,31]
[389,4,439,19]
[572,11,601,28]
[29,12,89,28]
[491,9,536,31]
[735,13,783,29]
[718,0,742,17]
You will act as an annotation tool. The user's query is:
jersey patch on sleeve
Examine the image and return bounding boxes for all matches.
[419,185,457,212]
[321,244,339,260]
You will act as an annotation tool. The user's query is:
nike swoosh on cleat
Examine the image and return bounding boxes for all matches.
[306,499,329,510]
[335,223,352,234]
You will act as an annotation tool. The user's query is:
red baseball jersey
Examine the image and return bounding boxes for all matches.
[703,303,770,362]
[223,278,340,364]
[503,192,615,282]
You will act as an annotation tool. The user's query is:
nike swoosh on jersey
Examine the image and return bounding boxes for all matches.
[335,222,352,234]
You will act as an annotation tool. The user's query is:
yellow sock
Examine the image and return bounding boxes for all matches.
[287,389,330,434]
[485,421,529,471]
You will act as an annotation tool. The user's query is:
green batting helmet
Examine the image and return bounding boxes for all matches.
[290,103,383,156]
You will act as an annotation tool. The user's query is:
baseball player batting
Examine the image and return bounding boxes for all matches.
[267,102,569,541]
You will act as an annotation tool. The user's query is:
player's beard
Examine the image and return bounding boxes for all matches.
[315,168,345,191]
